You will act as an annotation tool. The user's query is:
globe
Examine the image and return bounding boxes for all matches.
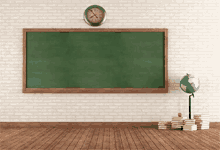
[180,74,200,94]
[180,73,200,120]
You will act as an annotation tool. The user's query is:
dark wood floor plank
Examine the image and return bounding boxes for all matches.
[119,128,130,149]
[170,129,207,150]
[147,129,167,150]
[24,128,55,150]
[80,128,96,149]
[134,128,157,150]
[139,128,162,150]
[152,129,182,150]
[86,149,118,150]
[52,128,79,150]
[103,128,110,149]
[95,128,104,149]
[146,129,174,150]
[128,128,145,149]
[0,128,30,148]
[61,128,84,150]
[88,128,99,149]
[46,129,71,150]
[37,128,65,149]
[185,130,220,150]
[123,128,138,150]
[8,127,44,150]
[0,128,19,142]
[30,128,62,149]
[0,128,27,142]
[0,128,15,134]
[167,130,189,149]
[18,128,50,150]
[207,129,220,141]
[204,129,220,148]
[180,131,206,150]
[153,129,182,150]
[67,128,91,150]
[197,129,220,149]
[114,128,123,150]
[0,128,21,137]
[0,125,219,150]
[165,129,195,149]
[109,128,116,150]
[183,131,210,150]
[0,128,33,149]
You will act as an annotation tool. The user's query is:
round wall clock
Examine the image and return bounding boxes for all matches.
[83,5,106,27]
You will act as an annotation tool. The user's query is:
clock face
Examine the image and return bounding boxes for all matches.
[84,5,106,26]
[87,8,104,23]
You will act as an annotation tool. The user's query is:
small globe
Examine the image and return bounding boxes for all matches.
[180,74,200,94]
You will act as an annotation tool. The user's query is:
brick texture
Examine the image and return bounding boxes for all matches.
[0,0,219,122]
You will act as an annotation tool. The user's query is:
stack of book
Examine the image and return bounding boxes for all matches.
[166,121,172,129]
[183,119,197,131]
[158,121,168,129]
[171,113,185,129]
[158,121,172,130]
[194,114,210,130]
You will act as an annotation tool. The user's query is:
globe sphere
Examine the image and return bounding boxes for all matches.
[180,74,200,94]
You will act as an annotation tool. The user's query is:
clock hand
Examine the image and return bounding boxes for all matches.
[90,15,98,20]
[89,9,98,18]
[93,13,98,18]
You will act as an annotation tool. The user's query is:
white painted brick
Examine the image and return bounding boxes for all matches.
[0,0,219,122]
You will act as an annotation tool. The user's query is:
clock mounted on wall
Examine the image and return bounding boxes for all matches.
[83,5,106,27]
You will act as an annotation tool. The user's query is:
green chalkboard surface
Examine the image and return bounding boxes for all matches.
[23,28,168,93]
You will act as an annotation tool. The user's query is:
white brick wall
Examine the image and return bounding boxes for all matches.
[0,0,220,122]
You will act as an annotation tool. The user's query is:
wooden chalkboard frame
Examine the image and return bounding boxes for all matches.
[23,28,168,93]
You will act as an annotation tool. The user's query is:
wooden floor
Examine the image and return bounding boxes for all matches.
[0,125,219,150]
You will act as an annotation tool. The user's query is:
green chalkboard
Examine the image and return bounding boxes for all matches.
[23,28,168,93]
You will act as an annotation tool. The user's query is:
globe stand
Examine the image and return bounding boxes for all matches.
[189,93,194,119]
